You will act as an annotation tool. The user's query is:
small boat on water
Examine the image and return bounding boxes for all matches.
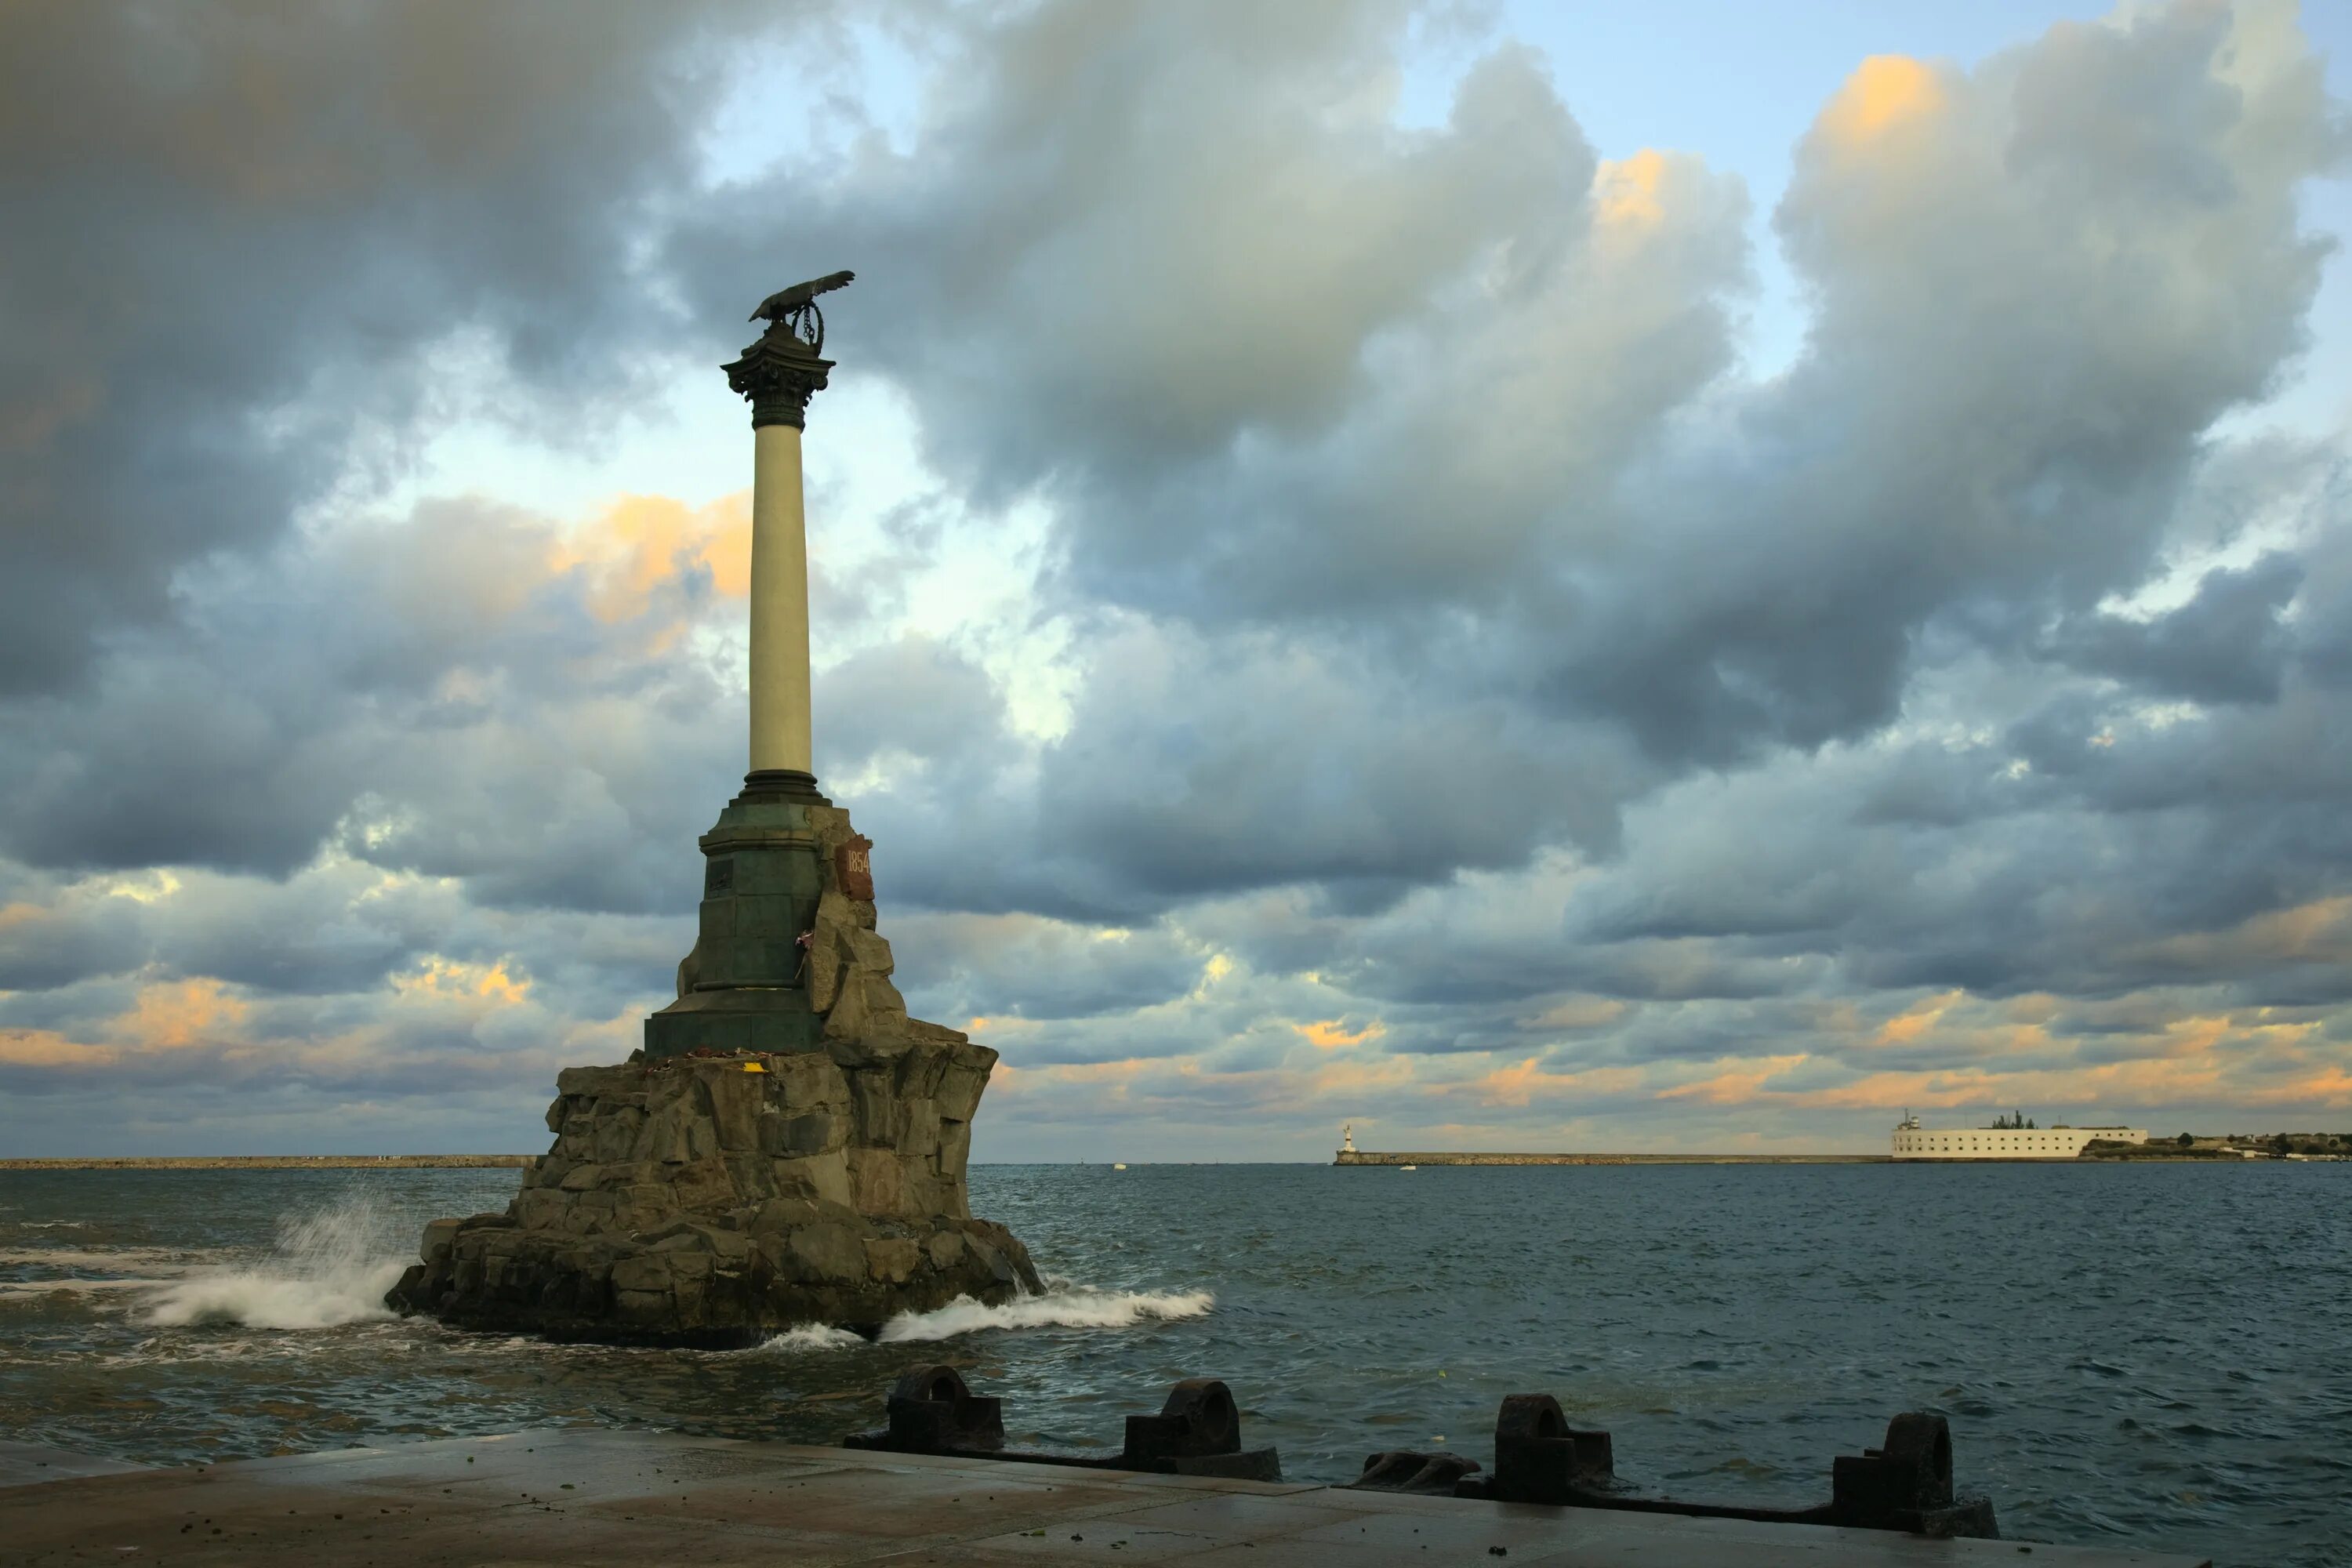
[1399,1164,1417,1171]
[1112,1163,1127,1170]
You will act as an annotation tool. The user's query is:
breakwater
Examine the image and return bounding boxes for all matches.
[1334,1150,1888,1166]
[0,1155,535,1171]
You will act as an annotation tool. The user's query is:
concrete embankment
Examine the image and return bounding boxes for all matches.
[0,1428,2204,1566]
[0,1155,535,1171]
[1334,1151,1889,1166]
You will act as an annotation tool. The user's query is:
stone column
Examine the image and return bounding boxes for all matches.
[724,323,833,801]
[638,306,843,1060]
[749,422,813,779]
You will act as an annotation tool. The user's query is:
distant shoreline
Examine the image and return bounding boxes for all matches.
[0,1155,536,1171]
[1334,1151,1889,1165]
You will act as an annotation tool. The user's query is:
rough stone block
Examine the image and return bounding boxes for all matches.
[898,1159,946,1218]
[750,1197,822,1234]
[848,1148,902,1217]
[846,927,895,976]
[937,1063,990,1123]
[925,1229,966,1272]
[611,1255,670,1295]
[902,1098,942,1157]
[615,1287,671,1325]
[558,1163,605,1192]
[861,972,908,1022]
[557,1065,635,1097]
[648,1113,710,1165]
[768,1109,840,1157]
[669,1155,739,1212]
[771,1052,849,1109]
[783,1222,866,1284]
[907,1018,971,1048]
[703,1069,763,1152]
[771,1150,853,1208]
[420,1218,463,1265]
[807,942,844,1012]
[939,1120,973,1174]
[864,1237,921,1285]
[593,1110,643,1163]
[511,1190,568,1231]
[848,1071,902,1145]
[822,969,870,1039]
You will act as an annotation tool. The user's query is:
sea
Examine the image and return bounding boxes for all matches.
[2,1161,2346,1566]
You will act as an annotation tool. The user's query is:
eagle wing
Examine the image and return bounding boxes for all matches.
[750,269,857,321]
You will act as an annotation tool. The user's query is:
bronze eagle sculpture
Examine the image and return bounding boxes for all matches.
[750,270,855,323]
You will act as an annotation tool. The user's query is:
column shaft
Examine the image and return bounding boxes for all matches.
[748,423,813,776]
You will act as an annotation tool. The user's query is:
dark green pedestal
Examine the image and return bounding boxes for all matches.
[644,774,831,1059]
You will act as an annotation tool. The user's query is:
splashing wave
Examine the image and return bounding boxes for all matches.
[140,1194,404,1330]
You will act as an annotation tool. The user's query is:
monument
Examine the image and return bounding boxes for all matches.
[387,274,1042,1345]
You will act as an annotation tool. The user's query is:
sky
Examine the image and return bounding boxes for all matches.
[2,0,2350,1160]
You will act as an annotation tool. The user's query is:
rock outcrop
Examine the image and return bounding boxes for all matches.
[387,797,1040,1346]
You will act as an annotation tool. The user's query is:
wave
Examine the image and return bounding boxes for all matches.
[0,1247,191,1269]
[757,1284,1214,1352]
[0,1277,176,1298]
[765,1323,869,1352]
[139,1192,405,1330]
[879,1286,1214,1343]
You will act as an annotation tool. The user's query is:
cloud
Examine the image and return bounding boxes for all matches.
[0,0,819,698]
[2,0,2350,1156]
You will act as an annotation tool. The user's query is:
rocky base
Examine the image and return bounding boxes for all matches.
[387,1046,1042,1347]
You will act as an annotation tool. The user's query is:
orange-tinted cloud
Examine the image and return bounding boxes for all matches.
[1874,990,1959,1044]
[1294,1017,1385,1049]
[2136,897,2352,972]
[1594,149,1670,229]
[1657,1054,1809,1105]
[118,978,249,1051]
[390,956,530,1006]
[1820,56,1948,148]
[554,492,752,626]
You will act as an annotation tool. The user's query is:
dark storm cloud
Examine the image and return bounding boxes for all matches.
[2041,556,2302,702]
[0,0,814,699]
[882,911,1206,1022]
[0,495,744,898]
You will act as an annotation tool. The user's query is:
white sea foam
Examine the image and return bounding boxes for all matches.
[764,1323,869,1352]
[877,1287,1214,1343]
[755,1284,1214,1352]
[0,1277,175,1298]
[140,1192,405,1330]
[0,1247,190,1269]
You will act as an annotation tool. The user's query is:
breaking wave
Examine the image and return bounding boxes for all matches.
[765,1323,869,1352]
[880,1286,1214,1343]
[758,1284,1214,1352]
[140,1193,405,1330]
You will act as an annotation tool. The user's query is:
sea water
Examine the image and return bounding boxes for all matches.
[2,1161,2346,1566]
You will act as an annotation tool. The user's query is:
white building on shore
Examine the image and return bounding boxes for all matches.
[1891,1114,2148,1160]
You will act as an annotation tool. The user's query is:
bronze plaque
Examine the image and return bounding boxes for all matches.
[834,835,875,901]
